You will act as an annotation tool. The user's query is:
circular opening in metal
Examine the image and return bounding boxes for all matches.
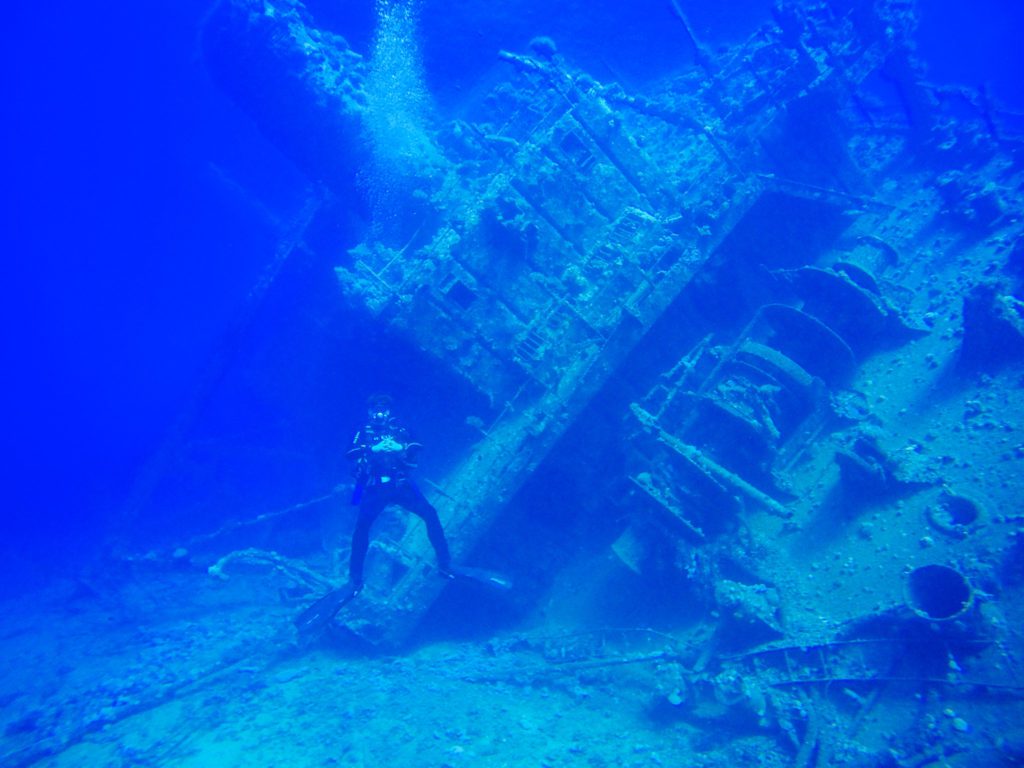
[927,493,981,538]
[943,495,979,526]
[905,564,973,622]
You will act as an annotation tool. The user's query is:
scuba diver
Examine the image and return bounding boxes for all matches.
[345,393,452,594]
[293,394,510,639]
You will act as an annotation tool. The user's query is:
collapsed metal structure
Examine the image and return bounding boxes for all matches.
[198,0,1024,756]
[205,0,1022,628]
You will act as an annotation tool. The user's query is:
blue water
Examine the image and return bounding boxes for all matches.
[4,1,1024,765]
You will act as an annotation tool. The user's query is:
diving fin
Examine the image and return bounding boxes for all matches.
[293,583,359,637]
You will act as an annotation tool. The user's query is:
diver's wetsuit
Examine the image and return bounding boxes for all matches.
[346,417,451,586]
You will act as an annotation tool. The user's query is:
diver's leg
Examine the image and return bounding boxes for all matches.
[349,489,386,587]
[401,484,452,571]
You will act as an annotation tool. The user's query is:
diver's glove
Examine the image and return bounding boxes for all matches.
[371,436,405,454]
